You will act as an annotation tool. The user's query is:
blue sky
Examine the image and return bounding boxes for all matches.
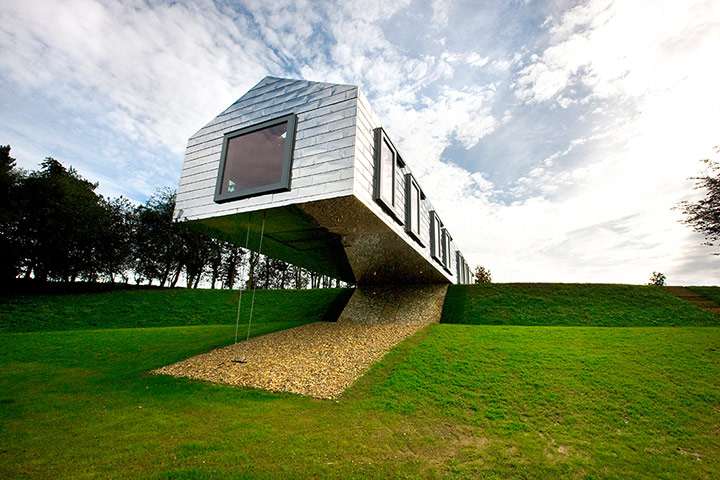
[1,0,719,284]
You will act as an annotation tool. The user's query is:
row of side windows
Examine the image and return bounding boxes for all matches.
[456,252,472,284]
[374,126,462,275]
[428,211,453,273]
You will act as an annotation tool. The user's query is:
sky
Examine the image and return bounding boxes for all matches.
[1,0,719,285]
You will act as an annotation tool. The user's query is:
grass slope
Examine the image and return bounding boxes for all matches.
[441,283,720,326]
[0,287,354,333]
[1,285,719,479]
[689,286,720,305]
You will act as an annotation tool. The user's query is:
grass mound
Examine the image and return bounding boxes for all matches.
[441,283,720,326]
[688,286,720,305]
[0,286,354,333]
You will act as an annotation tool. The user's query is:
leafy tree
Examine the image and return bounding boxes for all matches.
[181,228,215,289]
[206,239,224,289]
[0,145,24,280]
[291,264,308,289]
[220,245,246,290]
[97,196,135,283]
[133,188,183,286]
[474,265,492,284]
[648,271,666,286]
[678,154,720,253]
[18,158,105,282]
[255,256,293,289]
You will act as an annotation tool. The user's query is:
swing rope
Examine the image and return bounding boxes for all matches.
[233,211,267,364]
[232,213,253,361]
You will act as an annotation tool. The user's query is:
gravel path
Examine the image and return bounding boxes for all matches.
[153,284,448,399]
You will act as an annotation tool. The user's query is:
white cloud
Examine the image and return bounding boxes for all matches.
[1,0,719,285]
[374,85,498,178]
[0,0,273,154]
[431,0,452,27]
[414,0,717,284]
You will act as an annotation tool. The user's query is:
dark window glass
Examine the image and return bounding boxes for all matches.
[220,122,287,195]
[215,114,296,203]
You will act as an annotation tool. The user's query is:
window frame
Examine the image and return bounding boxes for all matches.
[441,227,452,272]
[430,210,442,263]
[214,113,297,203]
[404,173,425,246]
[373,127,405,224]
[456,251,464,283]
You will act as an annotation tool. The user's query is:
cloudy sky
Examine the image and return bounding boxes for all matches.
[1,0,719,284]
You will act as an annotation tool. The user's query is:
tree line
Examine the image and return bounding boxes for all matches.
[0,145,341,289]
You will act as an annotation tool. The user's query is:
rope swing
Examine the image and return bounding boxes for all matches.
[232,211,267,364]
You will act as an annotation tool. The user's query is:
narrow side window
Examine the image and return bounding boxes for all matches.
[430,211,442,263]
[404,173,424,245]
[373,128,404,224]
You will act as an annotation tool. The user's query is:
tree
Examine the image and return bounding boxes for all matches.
[0,145,24,280]
[220,245,245,290]
[96,196,135,283]
[181,228,215,289]
[474,265,492,284]
[133,188,183,286]
[205,239,224,289]
[648,271,666,286]
[677,154,720,253]
[18,158,105,282]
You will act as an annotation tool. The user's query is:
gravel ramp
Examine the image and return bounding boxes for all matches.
[153,284,448,399]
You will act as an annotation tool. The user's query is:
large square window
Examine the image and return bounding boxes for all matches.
[214,114,297,203]
[405,173,425,245]
[374,128,405,224]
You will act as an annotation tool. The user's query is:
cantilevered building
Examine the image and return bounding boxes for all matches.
[175,77,472,286]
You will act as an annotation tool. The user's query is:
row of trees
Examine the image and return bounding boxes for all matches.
[0,146,339,289]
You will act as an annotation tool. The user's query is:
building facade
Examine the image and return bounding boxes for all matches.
[175,76,472,285]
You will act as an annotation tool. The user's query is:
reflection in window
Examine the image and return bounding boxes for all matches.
[380,139,394,205]
[405,174,424,245]
[215,114,296,202]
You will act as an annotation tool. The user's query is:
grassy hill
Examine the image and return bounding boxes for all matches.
[441,283,720,326]
[689,285,720,305]
[0,286,354,333]
[1,284,719,479]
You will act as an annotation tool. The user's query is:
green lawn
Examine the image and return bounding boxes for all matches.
[1,285,719,479]
[441,283,720,326]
